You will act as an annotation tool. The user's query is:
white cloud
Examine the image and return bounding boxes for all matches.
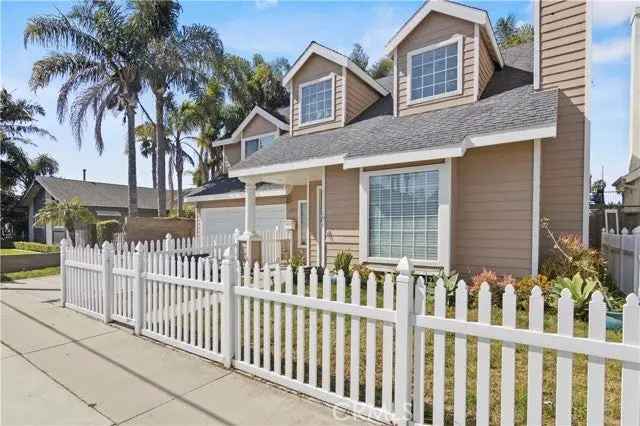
[255,0,278,10]
[593,0,640,27]
[592,37,630,63]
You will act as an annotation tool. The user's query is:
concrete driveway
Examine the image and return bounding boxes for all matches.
[1,276,369,426]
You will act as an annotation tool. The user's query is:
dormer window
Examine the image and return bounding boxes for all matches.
[299,74,335,126]
[407,35,463,105]
[242,133,276,159]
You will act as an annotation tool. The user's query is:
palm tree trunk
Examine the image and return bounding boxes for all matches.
[151,135,157,189]
[168,157,175,210]
[126,104,139,216]
[176,137,183,217]
[155,93,167,217]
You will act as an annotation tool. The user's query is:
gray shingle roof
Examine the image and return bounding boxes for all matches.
[34,176,174,210]
[231,43,556,173]
[185,176,282,198]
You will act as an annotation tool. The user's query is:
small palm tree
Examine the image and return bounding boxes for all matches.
[135,122,157,188]
[34,197,96,245]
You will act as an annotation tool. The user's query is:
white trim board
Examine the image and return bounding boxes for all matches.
[184,187,290,203]
[531,139,541,274]
[358,161,452,270]
[230,156,345,178]
[384,0,504,68]
[283,42,389,97]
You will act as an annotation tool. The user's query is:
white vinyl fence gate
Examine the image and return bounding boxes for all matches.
[60,240,640,425]
[601,227,640,295]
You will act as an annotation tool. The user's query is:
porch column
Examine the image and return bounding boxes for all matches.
[243,180,257,239]
[238,178,261,266]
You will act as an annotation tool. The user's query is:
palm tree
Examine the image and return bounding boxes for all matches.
[166,102,198,216]
[34,197,96,245]
[0,88,55,146]
[25,0,146,216]
[495,15,533,48]
[131,0,223,217]
[135,122,157,188]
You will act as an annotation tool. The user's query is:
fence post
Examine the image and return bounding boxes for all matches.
[221,247,237,368]
[634,227,640,294]
[60,239,67,307]
[233,228,241,262]
[395,257,414,425]
[102,241,114,323]
[164,233,174,253]
[133,242,145,335]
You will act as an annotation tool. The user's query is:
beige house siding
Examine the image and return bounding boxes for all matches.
[308,181,322,266]
[452,142,533,278]
[223,143,241,170]
[539,0,587,252]
[396,12,476,117]
[241,115,278,139]
[345,70,380,124]
[291,54,344,135]
[286,186,307,258]
[325,166,359,269]
[478,33,495,97]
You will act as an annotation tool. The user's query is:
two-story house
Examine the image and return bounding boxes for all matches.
[186,0,590,277]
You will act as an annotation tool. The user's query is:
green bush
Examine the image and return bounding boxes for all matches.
[96,220,121,244]
[13,241,60,253]
[333,250,353,276]
[551,273,599,318]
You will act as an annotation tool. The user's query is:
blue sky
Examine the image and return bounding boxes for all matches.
[1,0,637,189]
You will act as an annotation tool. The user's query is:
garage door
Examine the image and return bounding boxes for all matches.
[200,204,286,236]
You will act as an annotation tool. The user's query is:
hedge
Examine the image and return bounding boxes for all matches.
[97,220,121,244]
[13,241,60,253]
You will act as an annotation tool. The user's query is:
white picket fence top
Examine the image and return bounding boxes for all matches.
[601,227,640,295]
[59,241,640,425]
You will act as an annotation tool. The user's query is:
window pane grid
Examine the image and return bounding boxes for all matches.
[410,42,458,101]
[301,78,332,124]
[368,170,439,261]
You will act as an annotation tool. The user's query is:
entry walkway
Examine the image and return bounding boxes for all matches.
[1,276,369,426]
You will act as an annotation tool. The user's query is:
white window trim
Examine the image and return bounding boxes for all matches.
[298,199,308,248]
[406,34,464,106]
[359,161,452,270]
[241,131,278,160]
[298,74,336,128]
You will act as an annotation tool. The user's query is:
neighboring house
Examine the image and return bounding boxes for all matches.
[188,0,590,277]
[614,7,640,228]
[22,176,175,244]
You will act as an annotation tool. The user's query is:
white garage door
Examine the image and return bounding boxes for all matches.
[200,204,286,236]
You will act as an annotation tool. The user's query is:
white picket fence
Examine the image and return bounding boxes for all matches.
[602,227,640,295]
[60,241,640,425]
[113,228,289,265]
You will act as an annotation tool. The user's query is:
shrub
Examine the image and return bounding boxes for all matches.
[431,269,460,305]
[351,263,373,281]
[469,268,515,305]
[287,252,305,272]
[334,250,353,276]
[515,274,552,308]
[540,227,604,282]
[551,273,599,318]
[13,241,60,253]
[96,220,121,244]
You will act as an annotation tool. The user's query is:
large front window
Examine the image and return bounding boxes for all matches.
[299,76,333,125]
[368,170,439,260]
[408,36,461,103]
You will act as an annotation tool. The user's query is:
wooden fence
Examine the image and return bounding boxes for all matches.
[602,227,640,295]
[60,241,640,425]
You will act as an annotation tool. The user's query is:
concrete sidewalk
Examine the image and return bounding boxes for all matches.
[1,276,369,426]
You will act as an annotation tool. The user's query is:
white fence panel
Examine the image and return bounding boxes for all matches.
[61,239,640,426]
[602,228,640,295]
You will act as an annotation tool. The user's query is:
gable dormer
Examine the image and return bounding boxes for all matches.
[283,42,389,136]
[215,106,289,172]
[385,1,503,117]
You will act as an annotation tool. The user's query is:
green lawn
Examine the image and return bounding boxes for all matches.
[0,266,60,282]
[0,248,37,256]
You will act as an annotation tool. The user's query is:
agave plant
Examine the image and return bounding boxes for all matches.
[433,269,459,305]
[551,273,599,318]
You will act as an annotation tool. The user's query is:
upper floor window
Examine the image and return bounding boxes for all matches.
[243,133,276,158]
[408,35,462,104]
[299,75,334,126]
